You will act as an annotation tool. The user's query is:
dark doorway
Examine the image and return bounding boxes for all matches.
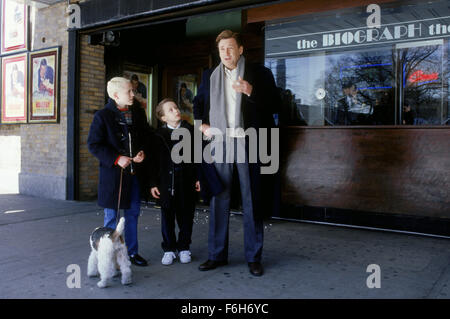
[103,17,264,127]
[101,15,265,210]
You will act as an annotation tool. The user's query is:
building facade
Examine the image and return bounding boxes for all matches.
[0,0,448,235]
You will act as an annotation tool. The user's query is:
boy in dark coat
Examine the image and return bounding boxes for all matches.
[87,77,153,267]
[150,98,201,265]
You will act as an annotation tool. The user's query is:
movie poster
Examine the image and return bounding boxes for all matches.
[29,48,59,123]
[1,53,27,124]
[1,0,28,54]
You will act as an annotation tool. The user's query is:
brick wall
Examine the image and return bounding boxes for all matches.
[0,3,69,199]
[78,35,105,201]
[0,3,106,200]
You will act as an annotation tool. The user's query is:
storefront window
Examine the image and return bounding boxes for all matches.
[447,40,450,125]
[265,1,450,126]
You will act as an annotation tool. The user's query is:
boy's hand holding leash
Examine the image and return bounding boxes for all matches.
[117,150,145,168]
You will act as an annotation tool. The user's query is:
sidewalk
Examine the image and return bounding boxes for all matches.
[1,193,450,299]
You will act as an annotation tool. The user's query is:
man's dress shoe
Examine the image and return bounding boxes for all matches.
[198,259,228,271]
[129,254,148,267]
[248,262,263,276]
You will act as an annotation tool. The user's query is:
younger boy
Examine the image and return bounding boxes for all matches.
[150,98,200,265]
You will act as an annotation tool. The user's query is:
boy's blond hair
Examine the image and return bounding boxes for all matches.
[107,77,130,99]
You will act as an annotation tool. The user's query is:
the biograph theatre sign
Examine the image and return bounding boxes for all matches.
[266,3,450,57]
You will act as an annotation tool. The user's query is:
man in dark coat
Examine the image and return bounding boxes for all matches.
[87,77,153,267]
[335,82,372,125]
[194,30,280,276]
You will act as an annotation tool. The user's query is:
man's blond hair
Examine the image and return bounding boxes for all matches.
[107,77,130,99]
[216,29,243,48]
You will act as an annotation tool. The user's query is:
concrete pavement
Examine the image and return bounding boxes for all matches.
[1,193,450,299]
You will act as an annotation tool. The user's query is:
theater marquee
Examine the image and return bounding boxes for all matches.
[266,5,450,57]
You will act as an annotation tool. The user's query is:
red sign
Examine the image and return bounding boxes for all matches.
[408,70,439,83]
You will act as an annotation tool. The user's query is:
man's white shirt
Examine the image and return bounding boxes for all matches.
[224,66,245,138]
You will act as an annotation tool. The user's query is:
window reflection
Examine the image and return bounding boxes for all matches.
[266,40,449,126]
[399,41,444,125]
[447,40,450,125]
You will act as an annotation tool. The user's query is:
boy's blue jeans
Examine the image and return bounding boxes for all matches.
[103,175,141,256]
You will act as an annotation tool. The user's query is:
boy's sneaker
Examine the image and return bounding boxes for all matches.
[161,252,176,265]
[179,250,192,264]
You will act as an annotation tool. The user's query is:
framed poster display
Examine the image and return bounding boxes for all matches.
[123,70,150,110]
[28,47,60,123]
[1,53,27,124]
[1,0,28,54]
[123,69,154,122]
[173,74,197,125]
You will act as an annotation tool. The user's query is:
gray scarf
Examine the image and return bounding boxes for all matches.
[209,55,246,137]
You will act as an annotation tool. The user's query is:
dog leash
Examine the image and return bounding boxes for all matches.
[116,167,124,226]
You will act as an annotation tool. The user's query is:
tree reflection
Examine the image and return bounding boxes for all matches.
[320,43,445,125]
[268,41,448,126]
[400,45,443,125]
[321,48,395,125]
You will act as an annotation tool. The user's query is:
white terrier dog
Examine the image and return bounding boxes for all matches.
[87,217,132,288]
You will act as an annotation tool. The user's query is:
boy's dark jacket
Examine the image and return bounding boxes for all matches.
[149,120,198,206]
[87,98,153,209]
